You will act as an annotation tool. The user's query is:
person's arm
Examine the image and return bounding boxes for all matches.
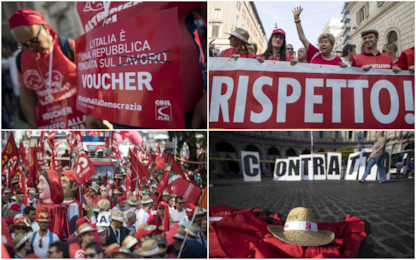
[293,6,310,52]
[19,83,37,128]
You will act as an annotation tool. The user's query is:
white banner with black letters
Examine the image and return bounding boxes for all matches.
[241,151,261,182]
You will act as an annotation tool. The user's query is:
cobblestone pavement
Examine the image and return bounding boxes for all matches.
[210,176,414,258]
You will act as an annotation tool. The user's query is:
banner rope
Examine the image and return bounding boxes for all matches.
[174,156,207,164]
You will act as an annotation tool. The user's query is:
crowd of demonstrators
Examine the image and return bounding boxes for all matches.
[2,160,207,258]
[209,5,414,74]
[2,4,207,129]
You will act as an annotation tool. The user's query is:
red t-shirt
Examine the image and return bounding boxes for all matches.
[147,214,163,235]
[397,47,415,70]
[255,54,294,61]
[351,51,393,69]
[306,43,342,65]
[221,48,256,58]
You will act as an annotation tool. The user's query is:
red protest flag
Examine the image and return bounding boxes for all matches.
[155,153,165,170]
[1,133,18,171]
[167,153,186,178]
[111,132,119,154]
[47,131,57,151]
[74,132,84,152]
[129,148,144,184]
[2,219,13,246]
[39,131,45,152]
[27,147,38,188]
[75,152,98,184]
[198,188,207,210]
[26,131,32,139]
[163,203,170,235]
[19,165,28,206]
[19,142,29,167]
[172,177,202,208]
[138,160,151,181]
[155,161,172,195]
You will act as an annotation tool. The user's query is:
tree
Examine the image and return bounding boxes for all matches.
[168,132,207,171]
[336,146,354,166]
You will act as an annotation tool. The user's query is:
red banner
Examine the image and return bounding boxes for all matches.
[19,142,29,167]
[28,147,38,188]
[172,178,202,208]
[75,8,184,128]
[75,152,98,184]
[209,58,415,129]
[35,95,87,129]
[1,133,18,171]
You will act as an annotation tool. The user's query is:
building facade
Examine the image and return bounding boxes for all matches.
[209,1,268,55]
[2,2,84,42]
[210,131,414,175]
[341,1,414,55]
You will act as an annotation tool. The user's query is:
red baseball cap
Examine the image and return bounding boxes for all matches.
[117,196,126,203]
[62,170,81,185]
[272,28,286,38]
[10,204,21,211]
[76,217,88,227]
[9,8,46,30]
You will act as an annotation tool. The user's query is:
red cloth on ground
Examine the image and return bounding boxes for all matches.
[209,206,366,258]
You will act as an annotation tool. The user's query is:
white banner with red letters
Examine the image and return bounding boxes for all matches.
[209,58,415,129]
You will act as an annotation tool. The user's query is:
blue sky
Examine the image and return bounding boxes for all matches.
[255,1,345,51]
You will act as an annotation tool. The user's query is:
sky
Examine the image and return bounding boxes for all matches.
[255,1,345,51]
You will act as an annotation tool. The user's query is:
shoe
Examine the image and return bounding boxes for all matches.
[378,181,383,184]
[359,180,364,183]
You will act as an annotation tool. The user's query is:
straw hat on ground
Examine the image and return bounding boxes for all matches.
[267,207,335,246]
[109,246,135,258]
[136,239,165,257]
[109,210,127,223]
[76,223,97,238]
[225,28,251,45]
[122,235,138,249]
[13,233,29,250]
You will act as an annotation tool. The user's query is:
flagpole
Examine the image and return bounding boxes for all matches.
[178,207,199,258]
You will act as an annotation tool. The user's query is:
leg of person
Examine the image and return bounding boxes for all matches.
[361,157,377,182]
[396,168,400,178]
[376,154,387,183]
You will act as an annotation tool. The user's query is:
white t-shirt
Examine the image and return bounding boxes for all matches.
[136,208,149,229]
[170,210,188,226]
[341,57,352,67]
[31,230,60,258]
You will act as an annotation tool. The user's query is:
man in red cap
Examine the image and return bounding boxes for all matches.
[146,201,166,235]
[8,8,85,129]
[10,204,24,220]
[111,196,127,214]
[67,217,88,245]
[61,170,82,233]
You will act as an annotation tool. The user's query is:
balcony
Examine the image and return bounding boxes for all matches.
[341,13,350,23]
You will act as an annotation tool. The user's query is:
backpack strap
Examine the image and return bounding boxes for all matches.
[57,35,74,63]
[31,231,37,245]
[153,215,159,225]
[49,231,53,244]
[16,50,23,74]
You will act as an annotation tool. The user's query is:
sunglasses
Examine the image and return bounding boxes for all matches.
[177,202,185,205]
[15,227,25,231]
[158,207,165,210]
[286,48,293,50]
[39,238,43,248]
[15,25,43,49]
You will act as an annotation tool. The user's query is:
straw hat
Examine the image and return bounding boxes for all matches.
[127,196,138,206]
[136,239,165,257]
[136,224,156,240]
[113,189,122,195]
[97,225,107,234]
[97,199,110,211]
[11,195,16,201]
[267,207,335,246]
[105,243,119,254]
[158,219,173,230]
[184,224,200,237]
[122,235,138,249]
[109,211,127,223]
[162,190,170,196]
[12,177,19,184]
[10,218,31,233]
[36,212,52,222]
[174,227,193,240]
[109,246,135,258]
[3,188,12,194]
[76,223,97,238]
[225,28,251,45]
[88,184,100,193]
[92,204,100,213]
[29,188,37,195]
[140,195,153,204]
[13,233,29,250]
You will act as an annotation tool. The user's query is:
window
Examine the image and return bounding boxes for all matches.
[236,1,240,10]
[288,131,292,136]
[304,131,309,138]
[348,131,353,139]
[387,31,399,56]
[364,131,367,138]
[214,9,221,19]
[211,26,219,38]
[377,1,385,7]
[236,16,239,26]
[356,2,369,24]
[335,131,339,139]
[242,10,245,19]
[319,131,324,138]
[242,24,244,29]
[247,17,249,25]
